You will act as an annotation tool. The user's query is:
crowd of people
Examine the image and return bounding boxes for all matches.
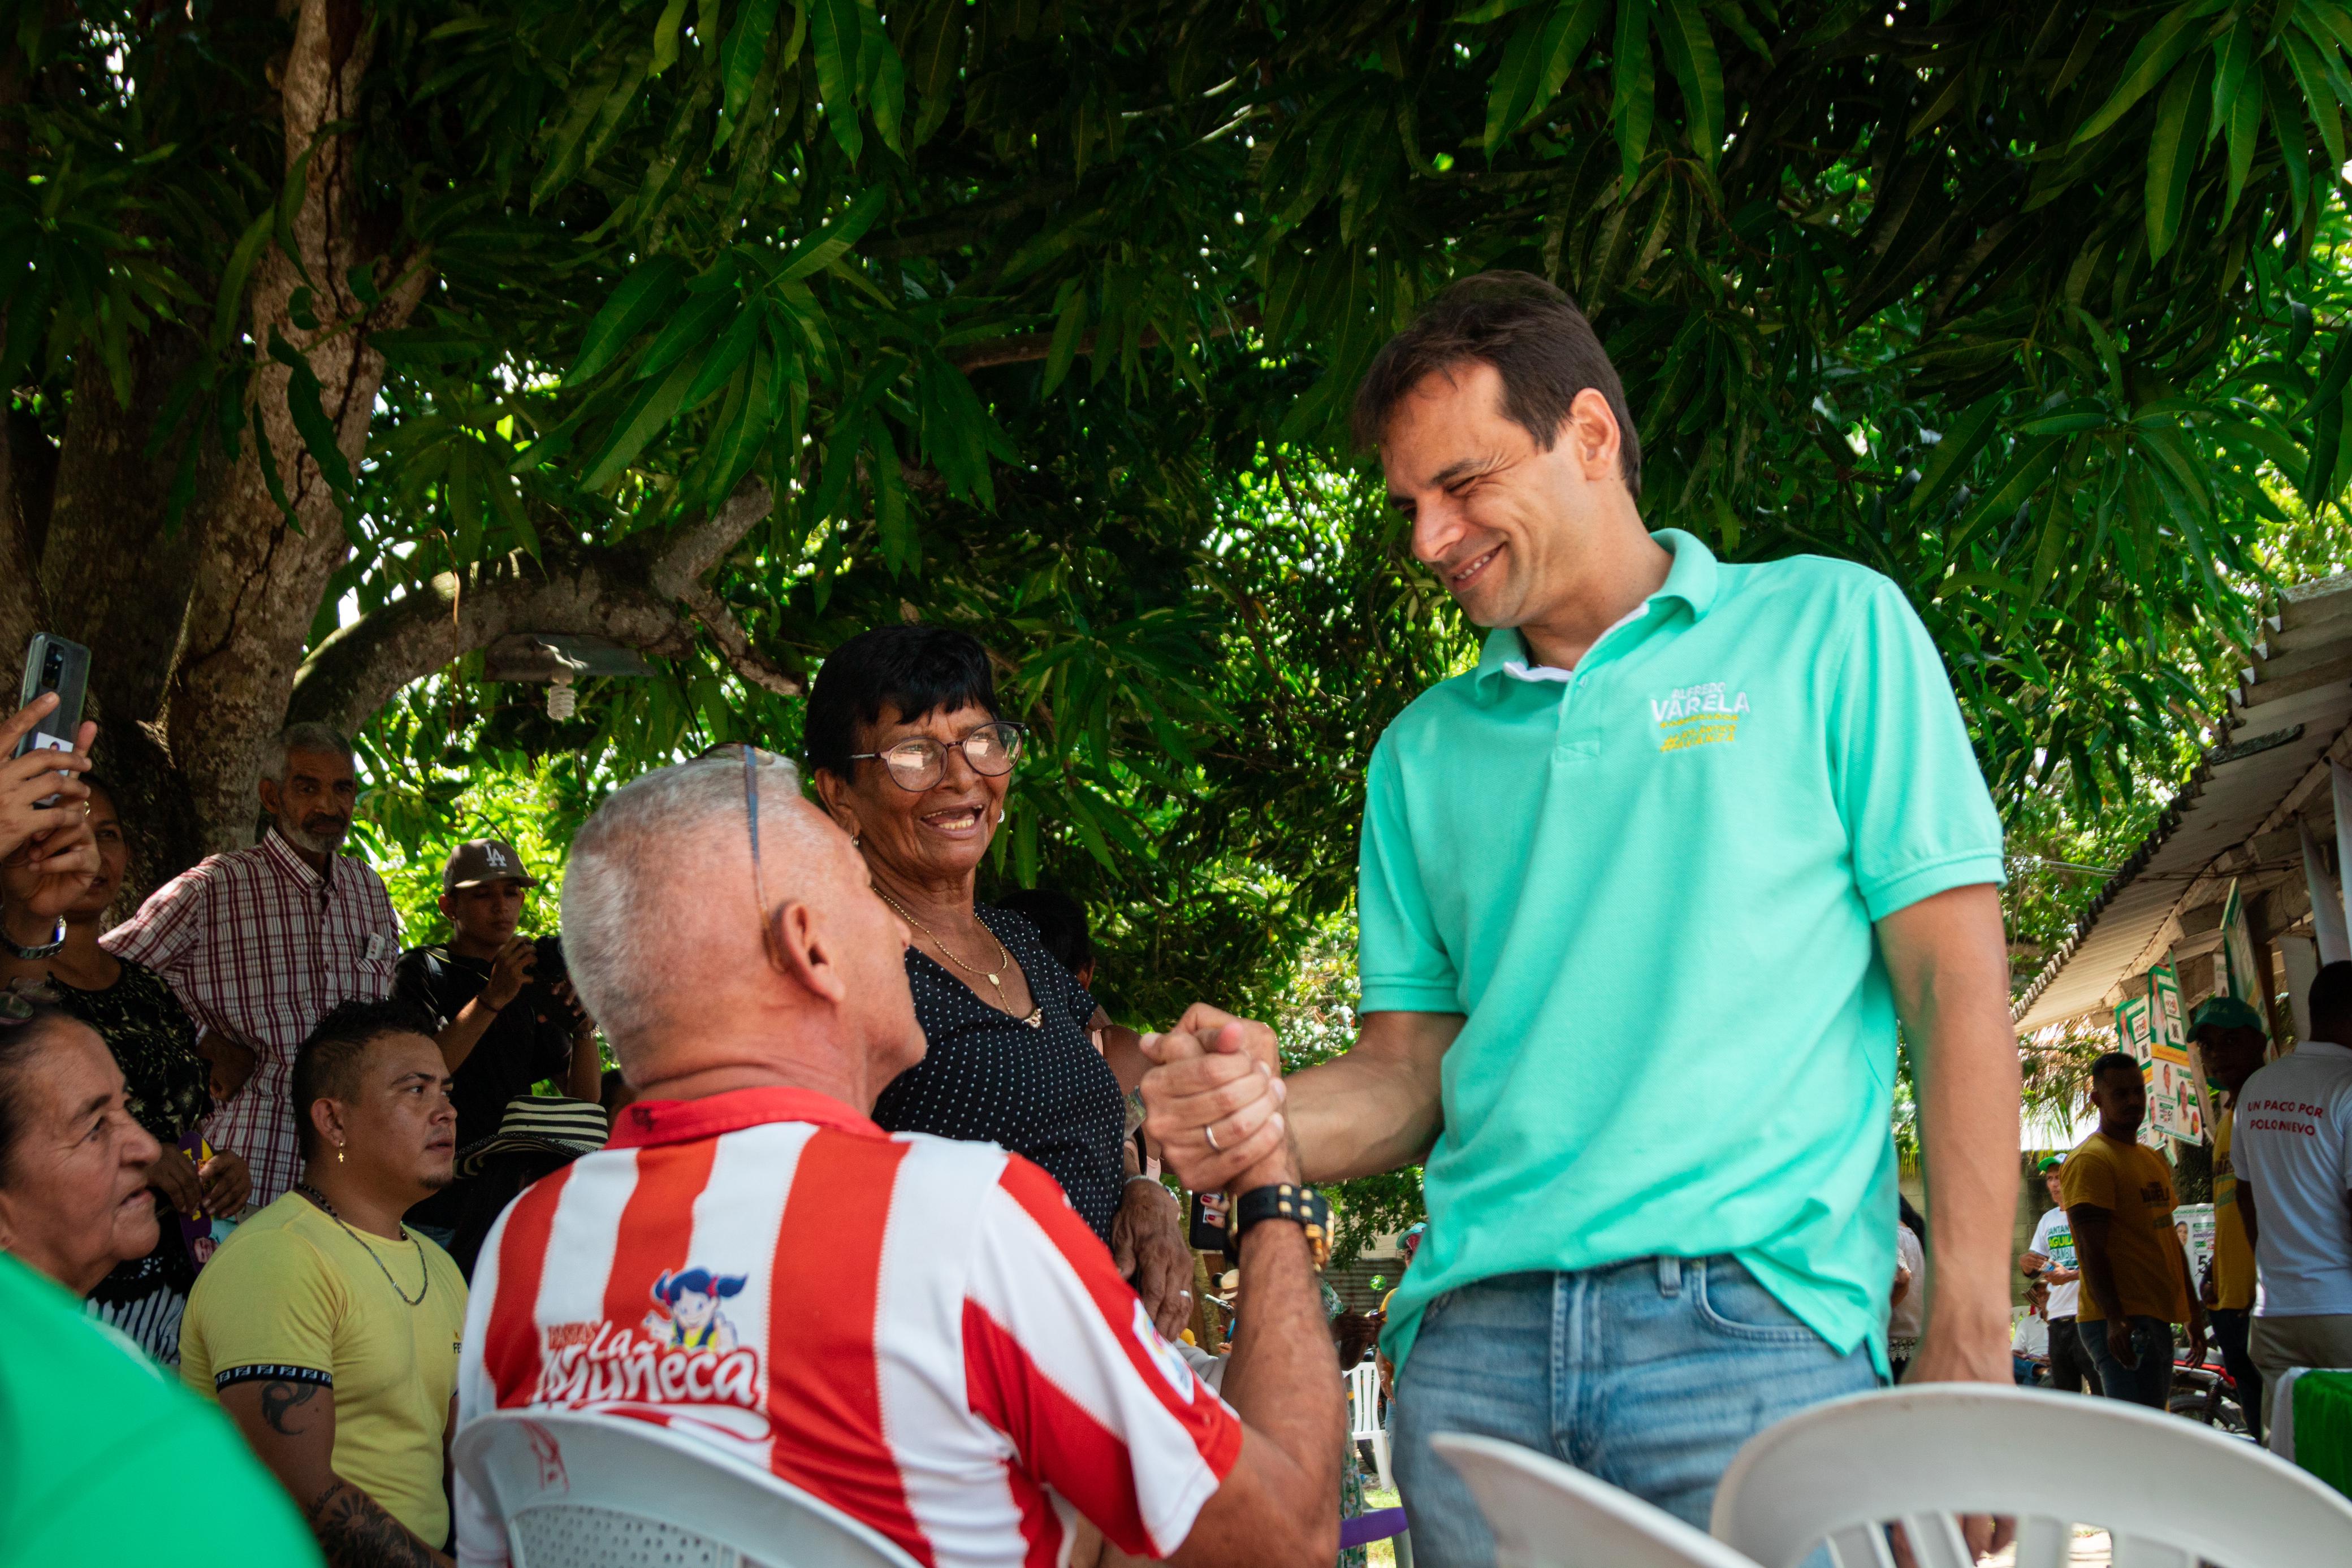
[2003,979,2352,1449]
[11,271,2282,1568]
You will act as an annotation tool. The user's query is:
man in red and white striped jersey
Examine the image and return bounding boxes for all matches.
[455,755,1339,1568]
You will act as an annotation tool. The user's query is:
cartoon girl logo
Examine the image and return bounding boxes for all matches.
[643,1267,749,1353]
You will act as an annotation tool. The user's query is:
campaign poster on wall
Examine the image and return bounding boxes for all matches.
[2115,976,2204,1146]
[2144,965,2203,1144]
[2177,1202,2216,1285]
[2220,880,2266,1015]
[2113,994,2170,1150]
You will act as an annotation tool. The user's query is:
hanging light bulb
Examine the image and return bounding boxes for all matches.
[547,674,578,720]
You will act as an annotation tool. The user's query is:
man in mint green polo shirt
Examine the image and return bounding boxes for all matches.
[1139,273,2020,1561]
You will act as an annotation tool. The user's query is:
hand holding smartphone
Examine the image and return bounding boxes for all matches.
[2,634,97,867]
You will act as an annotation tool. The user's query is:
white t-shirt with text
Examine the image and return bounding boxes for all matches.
[2233,1039,2352,1317]
[2029,1206,2083,1318]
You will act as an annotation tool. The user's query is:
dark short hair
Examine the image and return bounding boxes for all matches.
[2089,1051,2142,1089]
[0,1002,96,1185]
[290,997,440,1161]
[805,625,1002,780]
[1352,271,1641,496]
[996,887,1093,975]
[2312,961,2352,1043]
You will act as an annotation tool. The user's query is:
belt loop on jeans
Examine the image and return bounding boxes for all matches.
[1657,1255,1681,1297]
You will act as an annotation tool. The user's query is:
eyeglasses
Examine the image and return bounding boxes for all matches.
[694,744,794,973]
[849,721,1027,792]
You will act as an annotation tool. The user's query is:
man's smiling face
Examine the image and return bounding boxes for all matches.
[1378,361,1615,633]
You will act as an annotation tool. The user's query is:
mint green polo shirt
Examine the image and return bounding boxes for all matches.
[1364,530,2004,1379]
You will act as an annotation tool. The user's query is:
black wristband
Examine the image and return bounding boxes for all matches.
[1231,1183,1331,1270]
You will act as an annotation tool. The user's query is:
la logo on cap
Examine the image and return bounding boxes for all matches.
[487,846,507,867]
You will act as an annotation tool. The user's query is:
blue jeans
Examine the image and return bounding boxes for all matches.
[2081,1315,2173,1409]
[1393,1257,1878,1567]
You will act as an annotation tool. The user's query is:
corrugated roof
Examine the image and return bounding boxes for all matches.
[2012,571,2352,1031]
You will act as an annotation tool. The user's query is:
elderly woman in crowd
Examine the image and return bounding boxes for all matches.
[0,999,171,1298]
[1,778,250,1362]
[808,625,1192,1331]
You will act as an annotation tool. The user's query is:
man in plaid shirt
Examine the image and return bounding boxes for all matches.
[106,723,401,1207]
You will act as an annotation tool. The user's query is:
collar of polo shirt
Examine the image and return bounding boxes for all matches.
[1476,529,1723,688]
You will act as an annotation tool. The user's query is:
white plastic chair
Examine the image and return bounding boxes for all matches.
[1430,1432,1765,1568]
[1346,1360,1394,1489]
[1710,1383,2352,1568]
[455,1407,922,1568]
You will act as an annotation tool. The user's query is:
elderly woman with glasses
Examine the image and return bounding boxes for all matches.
[808,625,1192,1333]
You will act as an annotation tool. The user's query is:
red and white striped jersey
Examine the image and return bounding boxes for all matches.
[455,1087,1241,1568]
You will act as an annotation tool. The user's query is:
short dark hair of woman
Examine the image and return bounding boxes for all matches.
[805,625,1003,779]
[290,996,442,1160]
[0,1000,82,1183]
[1351,270,1641,497]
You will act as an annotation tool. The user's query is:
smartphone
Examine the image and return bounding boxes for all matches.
[1188,1190,1231,1254]
[14,633,89,805]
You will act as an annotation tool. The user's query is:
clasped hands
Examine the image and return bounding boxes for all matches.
[1138,1003,1294,1197]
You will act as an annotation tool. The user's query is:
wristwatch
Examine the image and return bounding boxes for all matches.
[1231,1183,1332,1271]
[2,917,65,960]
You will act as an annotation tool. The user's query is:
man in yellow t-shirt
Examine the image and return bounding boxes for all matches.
[183,999,466,1561]
[2193,996,2270,1441]
[2062,1050,2203,1411]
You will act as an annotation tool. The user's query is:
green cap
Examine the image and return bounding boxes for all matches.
[2189,995,2265,1036]
[2036,1154,2064,1173]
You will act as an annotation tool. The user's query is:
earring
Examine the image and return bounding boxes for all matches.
[336,1143,345,1164]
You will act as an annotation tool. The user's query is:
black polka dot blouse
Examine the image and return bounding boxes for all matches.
[872,906,1126,1242]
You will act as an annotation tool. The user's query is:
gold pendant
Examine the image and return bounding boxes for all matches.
[987,972,1001,985]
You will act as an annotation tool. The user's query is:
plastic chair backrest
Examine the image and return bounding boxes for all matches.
[455,1407,924,1568]
[1346,1361,1383,1440]
[1430,1433,1764,1568]
[1710,1383,2352,1568]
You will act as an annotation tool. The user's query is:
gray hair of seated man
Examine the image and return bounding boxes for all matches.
[561,753,805,1052]
[261,721,356,782]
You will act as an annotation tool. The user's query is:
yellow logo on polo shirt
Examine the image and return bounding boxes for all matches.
[1650,681,1749,752]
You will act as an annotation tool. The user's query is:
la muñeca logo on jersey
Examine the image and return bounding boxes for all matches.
[1650,681,1749,752]
[530,1263,767,1441]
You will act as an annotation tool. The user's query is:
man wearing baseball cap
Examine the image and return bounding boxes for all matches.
[2021,1152,2100,1394]
[2192,993,2270,1440]
[392,839,600,1241]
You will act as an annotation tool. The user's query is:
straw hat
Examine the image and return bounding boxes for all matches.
[455,1095,608,1178]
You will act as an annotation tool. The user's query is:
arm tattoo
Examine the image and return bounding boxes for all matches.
[305,1480,445,1568]
[261,1380,321,1437]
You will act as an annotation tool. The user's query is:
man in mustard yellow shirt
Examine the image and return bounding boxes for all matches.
[183,998,466,1564]
[2193,997,2269,1441]
[2062,1051,2204,1411]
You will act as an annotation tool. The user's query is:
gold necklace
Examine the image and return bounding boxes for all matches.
[874,885,1043,1028]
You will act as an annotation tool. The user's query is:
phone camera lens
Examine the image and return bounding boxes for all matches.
[42,649,62,682]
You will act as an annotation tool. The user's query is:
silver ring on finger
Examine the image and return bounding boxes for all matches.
[1203,1123,1222,1153]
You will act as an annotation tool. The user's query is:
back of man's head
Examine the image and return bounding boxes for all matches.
[561,755,920,1098]
[1351,270,1641,495]
[2310,961,2352,1046]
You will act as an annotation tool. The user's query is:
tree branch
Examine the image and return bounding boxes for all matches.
[948,306,1259,373]
[286,480,785,733]
[679,583,803,696]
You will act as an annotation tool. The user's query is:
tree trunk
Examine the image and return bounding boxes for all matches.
[159,0,426,856]
[42,333,209,726]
